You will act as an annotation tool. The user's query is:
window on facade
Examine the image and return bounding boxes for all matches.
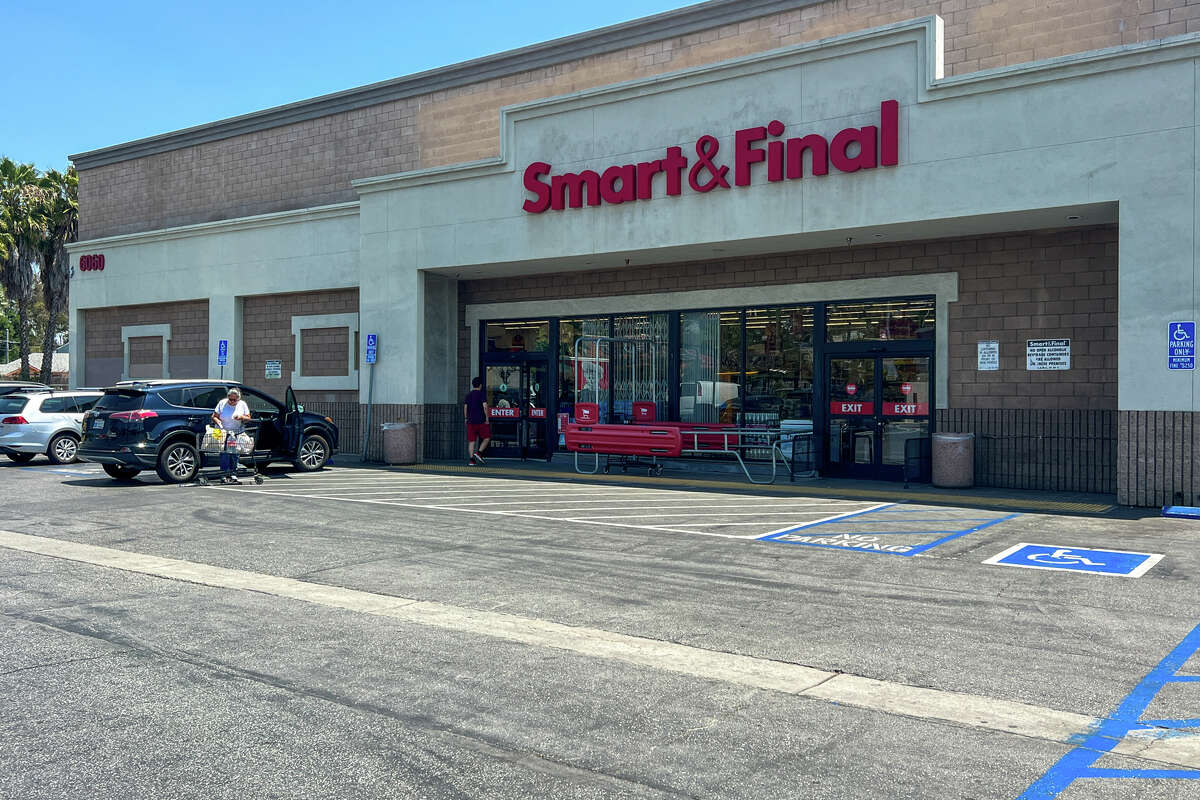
[558,317,609,422]
[486,320,550,353]
[825,299,935,343]
[679,310,742,424]
[745,306,814,427]
[612,313,669,423]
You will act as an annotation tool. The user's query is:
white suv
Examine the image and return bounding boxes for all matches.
[0,391,104,464]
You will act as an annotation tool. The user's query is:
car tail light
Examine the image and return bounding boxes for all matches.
[1,416,28,425]
[110,410,158,422]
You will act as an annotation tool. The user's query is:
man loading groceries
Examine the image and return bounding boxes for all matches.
[212,387,252,484]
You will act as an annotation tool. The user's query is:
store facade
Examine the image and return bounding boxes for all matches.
[67,2,1200,504]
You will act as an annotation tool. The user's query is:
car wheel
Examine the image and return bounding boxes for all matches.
[47,433,80,464]
[5,452,35,464]
[102,464,141,481]
[156,440,200,483]
[293,433,330,472]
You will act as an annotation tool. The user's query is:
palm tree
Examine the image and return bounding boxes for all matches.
[35,168,77,382]
[0,158,42,380]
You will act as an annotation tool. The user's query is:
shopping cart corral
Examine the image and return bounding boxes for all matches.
[564,406,810,484]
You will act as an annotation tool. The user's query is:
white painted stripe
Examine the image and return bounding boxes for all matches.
[228,490,754,538]
[438,500,859,509]
[1,528,1195,769]
[564,510,858,519]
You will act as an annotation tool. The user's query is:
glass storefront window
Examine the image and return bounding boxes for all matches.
[558,317,610,427]
[486,320,550,352]
[679,310,742,424]
[612,313,669,423]
[825,299,935,343]
[744,306,814,431]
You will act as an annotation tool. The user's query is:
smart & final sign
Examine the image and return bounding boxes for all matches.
[522,100,899,213]
[1026,339,1070,371]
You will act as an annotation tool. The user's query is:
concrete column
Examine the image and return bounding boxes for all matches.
[207,295,242,382]
[69,305,85,389]
[423,273,459,404]
[358,228,423,405]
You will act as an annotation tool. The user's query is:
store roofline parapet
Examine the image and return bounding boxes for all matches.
[67,0,821,170]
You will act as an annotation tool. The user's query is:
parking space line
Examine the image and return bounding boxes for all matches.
[566,510,857,519]
[1018,621,1200,797]
[212,475,892,543]
[221,488,759,538]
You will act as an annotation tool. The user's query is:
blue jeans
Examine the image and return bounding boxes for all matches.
[219,451,238,474]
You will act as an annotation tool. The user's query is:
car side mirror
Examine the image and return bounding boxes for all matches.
[297,404,304,413]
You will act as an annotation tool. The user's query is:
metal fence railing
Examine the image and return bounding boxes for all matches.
[936,409,1116,494]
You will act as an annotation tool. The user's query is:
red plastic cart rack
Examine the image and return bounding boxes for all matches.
[564,423,681,476]
[564,420,796,485]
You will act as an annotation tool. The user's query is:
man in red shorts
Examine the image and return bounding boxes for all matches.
[464,376,491,465]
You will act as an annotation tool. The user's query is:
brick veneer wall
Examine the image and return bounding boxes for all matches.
[1119,411,1200,506]
[82,299,209,387]
[78,99,418,240]
[78,0,1190,239]
[127,336,164,378]
[459,226,1118,411]
[242,288,359,404]
[300,327,351,377]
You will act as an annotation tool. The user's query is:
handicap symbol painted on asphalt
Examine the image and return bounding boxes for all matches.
[984,543,1164,577]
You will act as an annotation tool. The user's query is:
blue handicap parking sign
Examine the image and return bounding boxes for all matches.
[217,338,228,366]
[984,543,1163,577]
[366,333,377,348]
[1168,321,1195,370]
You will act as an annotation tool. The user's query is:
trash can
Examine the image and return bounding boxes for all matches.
[932,432,974,488]
[382,422,417,465]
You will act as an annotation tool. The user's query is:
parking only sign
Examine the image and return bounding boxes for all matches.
[365,333,378,365]
[983,543,1163,577]
[217,339,228,366]
[1168,321,1195,370]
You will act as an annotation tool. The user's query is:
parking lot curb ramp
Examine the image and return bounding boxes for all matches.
[1163,505,1200,520]
[344,463,1116,515]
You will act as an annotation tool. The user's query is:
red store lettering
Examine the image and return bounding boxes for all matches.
[522,100,898,213]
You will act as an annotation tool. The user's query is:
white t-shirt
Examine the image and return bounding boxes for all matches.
[215,398,251,433]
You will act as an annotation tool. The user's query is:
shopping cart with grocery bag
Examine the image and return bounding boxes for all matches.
[196,420,264,486]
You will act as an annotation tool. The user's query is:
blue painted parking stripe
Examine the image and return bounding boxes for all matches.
[903,514,1020,556]
[1168,675,1200,682]
[1017,620,1200,798]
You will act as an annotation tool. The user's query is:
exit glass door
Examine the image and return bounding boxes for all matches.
[827,355,932,480]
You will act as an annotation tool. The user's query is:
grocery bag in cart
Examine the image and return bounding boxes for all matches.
[201,426,226,453]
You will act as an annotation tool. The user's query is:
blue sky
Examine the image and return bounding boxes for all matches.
[1,0,690,171]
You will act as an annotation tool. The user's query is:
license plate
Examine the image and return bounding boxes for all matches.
[92,419,105,430]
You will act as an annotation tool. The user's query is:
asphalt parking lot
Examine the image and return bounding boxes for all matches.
[2,458,1200,799]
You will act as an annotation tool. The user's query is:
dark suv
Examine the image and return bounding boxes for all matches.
[79,380,339,483]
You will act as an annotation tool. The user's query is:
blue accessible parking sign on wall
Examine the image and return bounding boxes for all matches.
[1169,321,1195,370]
[984,543,1163,577]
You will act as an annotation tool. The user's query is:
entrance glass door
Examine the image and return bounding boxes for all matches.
[483,360,550,460]
[827,355,932,480]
